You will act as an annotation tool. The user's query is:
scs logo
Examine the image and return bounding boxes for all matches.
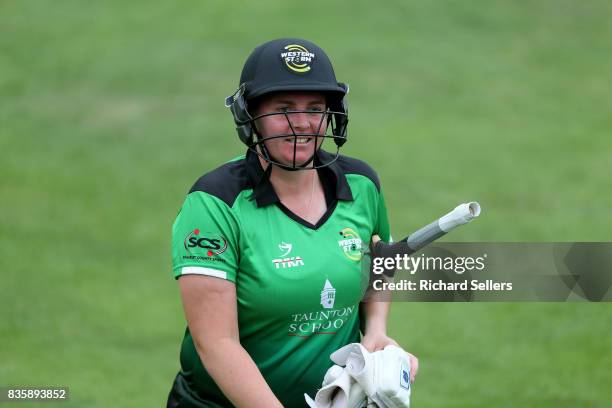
[184,229,227,257]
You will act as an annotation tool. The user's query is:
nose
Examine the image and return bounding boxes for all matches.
[288,111,310,133]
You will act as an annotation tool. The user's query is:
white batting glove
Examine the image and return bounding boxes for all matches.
[305,365,354,408]
[331,343,411,408]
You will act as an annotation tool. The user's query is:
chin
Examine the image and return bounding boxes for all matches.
[279,154,315,168]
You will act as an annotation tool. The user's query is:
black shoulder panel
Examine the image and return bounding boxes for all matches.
[189,158,250,207]
[336,155,381,192]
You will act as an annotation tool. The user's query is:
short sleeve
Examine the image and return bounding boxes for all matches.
[375,188,391,242]
[171,191,240,282]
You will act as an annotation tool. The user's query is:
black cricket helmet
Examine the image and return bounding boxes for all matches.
[225,38,349,170]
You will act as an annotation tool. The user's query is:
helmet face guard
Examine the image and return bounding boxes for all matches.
[225,38,349,170]
[225,84,349,171]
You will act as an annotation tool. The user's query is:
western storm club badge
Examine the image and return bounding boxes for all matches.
[320,279,336,309]
[280,44,315,73]
[272,241,304,269]
[338,227,363,261]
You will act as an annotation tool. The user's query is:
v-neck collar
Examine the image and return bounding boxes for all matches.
[244,149,354,230]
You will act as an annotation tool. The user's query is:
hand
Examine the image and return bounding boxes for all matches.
[361,331,398,352]
[370,234,381,249]
[361,333,419,384]
[404,350,419,384]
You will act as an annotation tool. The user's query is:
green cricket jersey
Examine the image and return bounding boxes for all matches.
[170,149,390,407]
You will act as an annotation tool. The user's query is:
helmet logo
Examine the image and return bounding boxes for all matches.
[280,44,315,73]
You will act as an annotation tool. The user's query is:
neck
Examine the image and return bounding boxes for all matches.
[258,157,328,225]
[259,157,317,195]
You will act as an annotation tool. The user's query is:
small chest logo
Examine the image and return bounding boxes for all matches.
[320,279,336,309]
[338,227,363,261]
[272,241,304,269]
[279,242,292,257]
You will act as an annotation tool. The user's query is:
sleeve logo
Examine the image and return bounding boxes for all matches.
[184,228,228,257]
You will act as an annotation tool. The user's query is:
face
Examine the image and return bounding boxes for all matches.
[253,92,328,167]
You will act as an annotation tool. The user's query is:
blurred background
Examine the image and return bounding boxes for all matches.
[1,0,611,406]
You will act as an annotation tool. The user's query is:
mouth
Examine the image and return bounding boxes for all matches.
[284,136,313,144]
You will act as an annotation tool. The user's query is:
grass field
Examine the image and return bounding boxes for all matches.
[2,0,611,406]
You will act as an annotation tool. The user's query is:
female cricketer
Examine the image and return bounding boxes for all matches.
[167,38,418,407]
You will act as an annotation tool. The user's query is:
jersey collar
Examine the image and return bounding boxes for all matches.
[245,149,354,208]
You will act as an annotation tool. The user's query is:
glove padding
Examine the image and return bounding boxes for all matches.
[331,343,411,408]
[305,365,368,408]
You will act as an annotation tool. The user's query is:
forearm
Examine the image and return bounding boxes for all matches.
[361,299,390,335]
[195,337,283,408]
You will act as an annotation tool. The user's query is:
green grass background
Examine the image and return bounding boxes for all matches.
[1,0,611,406]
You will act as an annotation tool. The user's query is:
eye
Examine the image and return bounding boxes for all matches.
[276,106,290,112]
[308,106,325,113]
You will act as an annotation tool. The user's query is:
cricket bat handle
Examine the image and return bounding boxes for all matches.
[375,202,481,258]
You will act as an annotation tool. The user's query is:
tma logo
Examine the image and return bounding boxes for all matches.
[184,229,227,256]
[272,241,305,269]
[272,257,304,269]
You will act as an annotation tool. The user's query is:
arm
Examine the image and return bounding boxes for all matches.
[360,268,395,353]
[360,235,419,383]
[361,298,391,341]
[361,234,392,344]
[179,274,283,408]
